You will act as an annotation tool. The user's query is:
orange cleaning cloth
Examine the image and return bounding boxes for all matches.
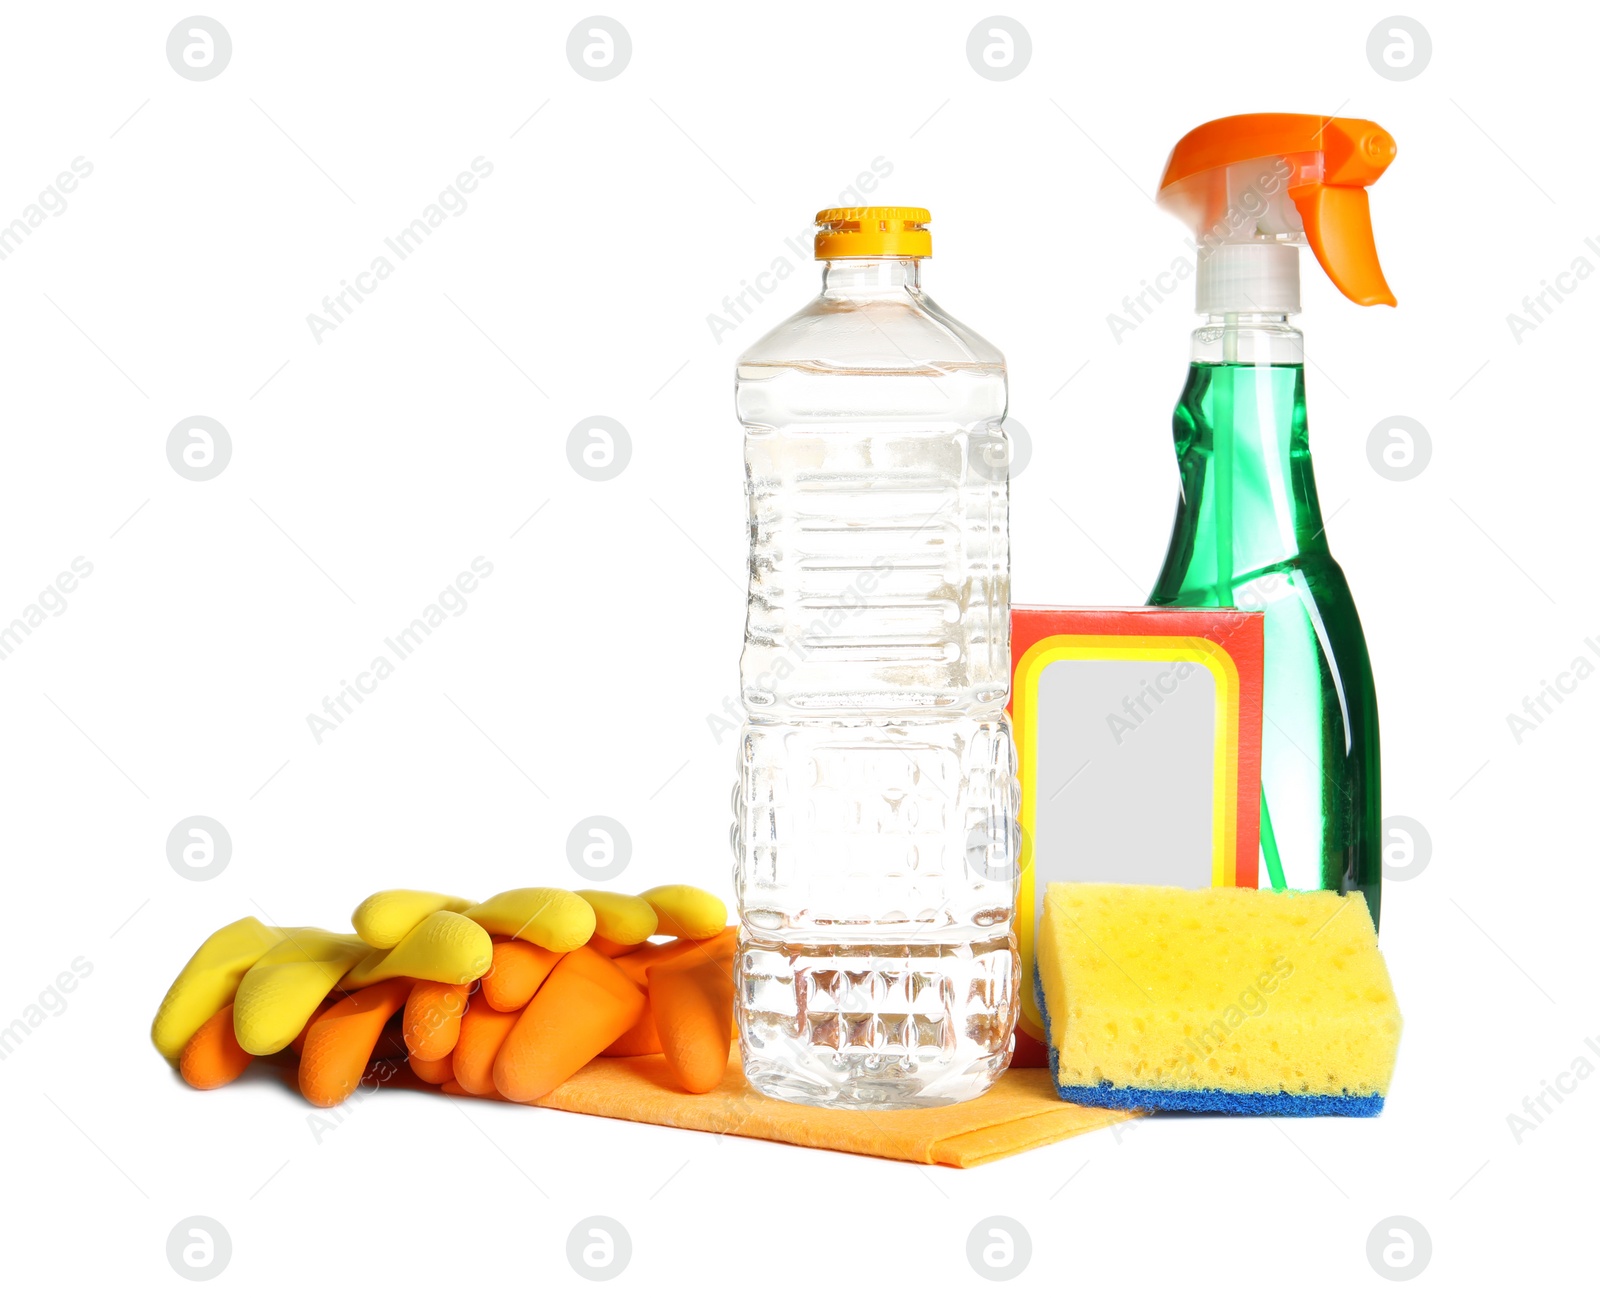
[448,1047,1132,1168]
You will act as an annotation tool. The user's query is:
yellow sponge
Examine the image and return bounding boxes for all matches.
[1037,883,1401,1116]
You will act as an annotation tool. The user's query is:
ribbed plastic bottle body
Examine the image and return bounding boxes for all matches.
[732,259,1019,1109]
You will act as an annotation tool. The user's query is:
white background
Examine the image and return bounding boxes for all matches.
[1,2,1593,1291]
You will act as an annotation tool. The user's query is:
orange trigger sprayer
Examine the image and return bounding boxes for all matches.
[1148,114,1401,927]
[1157,113,1397,311]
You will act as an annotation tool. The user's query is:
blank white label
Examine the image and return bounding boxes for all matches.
[1033,657,1216,922]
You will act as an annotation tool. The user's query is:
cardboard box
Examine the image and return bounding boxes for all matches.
[1010,606,1265,1051]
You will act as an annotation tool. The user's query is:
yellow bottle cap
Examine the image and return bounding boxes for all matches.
[814,206,931,260]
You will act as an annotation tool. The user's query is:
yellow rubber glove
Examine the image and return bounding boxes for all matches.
[460,888,595,952]
[233,929,371,1055]
[577,890,658,947]
[639,885,728,940]
[341,911,493,989]
[151,917,285,1063]
[351,889,475,949]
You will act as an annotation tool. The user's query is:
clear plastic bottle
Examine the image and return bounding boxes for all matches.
[732,208,1019,1109]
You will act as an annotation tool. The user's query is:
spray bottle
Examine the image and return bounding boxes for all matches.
[1148,114,1397,925]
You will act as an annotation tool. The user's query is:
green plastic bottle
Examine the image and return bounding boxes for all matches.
[1147,114,1401,925]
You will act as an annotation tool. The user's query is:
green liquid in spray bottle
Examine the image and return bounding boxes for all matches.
[1150,113,1401,927]
[1150,343,1381,923]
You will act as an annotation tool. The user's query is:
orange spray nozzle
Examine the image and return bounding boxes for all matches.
[1157,113,1397,309]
